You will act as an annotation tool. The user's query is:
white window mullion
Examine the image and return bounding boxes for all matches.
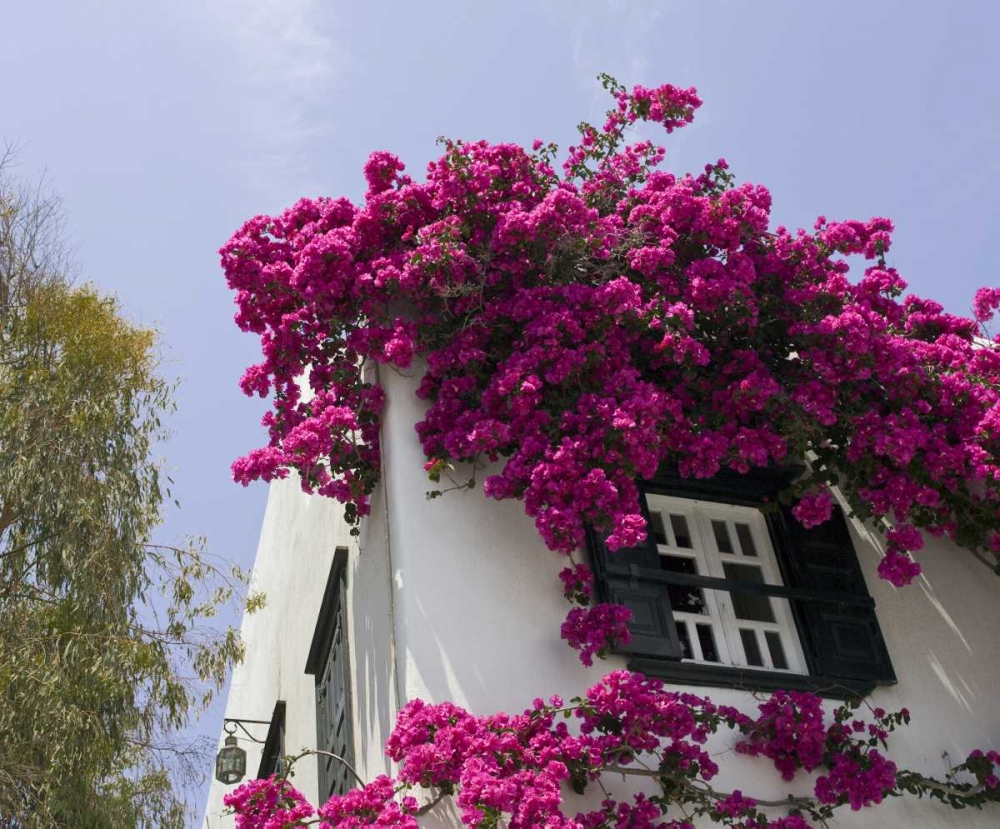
[683,507,737,666]
[693,510,747,666]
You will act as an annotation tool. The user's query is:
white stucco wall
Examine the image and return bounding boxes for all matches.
[346,467,402,784]
[202,480,343,826]
[378,365,1000,828]
[205,361,1000,828]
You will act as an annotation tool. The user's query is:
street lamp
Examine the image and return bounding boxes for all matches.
[214,734,246,784]
[214,717,272,785]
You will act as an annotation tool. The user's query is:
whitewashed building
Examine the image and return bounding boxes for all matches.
[203,366,1000,828]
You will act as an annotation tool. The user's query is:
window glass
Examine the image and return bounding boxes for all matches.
[735,523,757,556]
[696,624,720,662]
[740,628,764,667]
[659,554,707,614]
[670,514,693,548]
[712,520,734,554]
[765,631,788,670]
[721,562,776,623]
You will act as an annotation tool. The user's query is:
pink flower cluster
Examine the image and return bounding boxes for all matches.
[877,524,924,587]
[559,563,596,604]
[224,673,996,829]
[559,603,633,666]
[790,489,834,529]
[317,776,418,828]
[966,749,1000,790]
[223,777,314,829]
[737,691,827,781]
[555,562,637,662]
[223,75,1000,652]
[736,692,915,813]
[815,750,897,811]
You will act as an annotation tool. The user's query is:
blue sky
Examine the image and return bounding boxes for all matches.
[2,1,998,822]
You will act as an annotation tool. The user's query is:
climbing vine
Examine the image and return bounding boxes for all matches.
[224,674,1000,828]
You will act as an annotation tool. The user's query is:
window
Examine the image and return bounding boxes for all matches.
[646,495,807,673]
[588,468,896,697]
[305,547,354,798]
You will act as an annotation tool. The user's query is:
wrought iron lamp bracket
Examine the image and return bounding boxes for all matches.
[223,717,272,744]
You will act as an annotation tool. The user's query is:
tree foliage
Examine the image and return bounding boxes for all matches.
[0,157,249,827]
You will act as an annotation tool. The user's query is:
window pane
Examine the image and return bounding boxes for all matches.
[722,562,776,623]
[649,510,667,545]
[735,523,757,557]
[696,624,720,662]
[765,631,788,670]
[712,520,734,554]
[677,621,693,659]
[660,555,707,614]
[740,629,764,667]
[670,514,692,548]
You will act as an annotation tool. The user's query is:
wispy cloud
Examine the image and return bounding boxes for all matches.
[561,1,712,175]
[566,1,663,84]
[561,0,666,129]
[210,0,345,204]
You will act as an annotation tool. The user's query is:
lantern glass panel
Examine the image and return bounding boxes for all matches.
[215,736,246,784]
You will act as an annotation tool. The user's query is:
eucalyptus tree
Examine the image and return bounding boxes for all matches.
[0,156,252,827]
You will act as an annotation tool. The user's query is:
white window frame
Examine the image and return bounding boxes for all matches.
[645,494,808,674]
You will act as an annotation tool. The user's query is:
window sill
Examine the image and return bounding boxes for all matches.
[627,657,887,700]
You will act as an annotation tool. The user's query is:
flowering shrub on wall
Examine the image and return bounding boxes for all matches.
[224,672,1000,828]
[222,76,1000,825]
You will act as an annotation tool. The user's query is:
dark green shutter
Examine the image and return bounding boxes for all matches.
[770,505,896,684]
[587,491,683,659]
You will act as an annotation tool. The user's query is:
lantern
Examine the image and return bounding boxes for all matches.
[215,734,246,785]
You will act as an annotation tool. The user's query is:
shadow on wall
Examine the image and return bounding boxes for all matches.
[391,472,615,717]
[849,515,1000,769]
[351,481,399,780]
